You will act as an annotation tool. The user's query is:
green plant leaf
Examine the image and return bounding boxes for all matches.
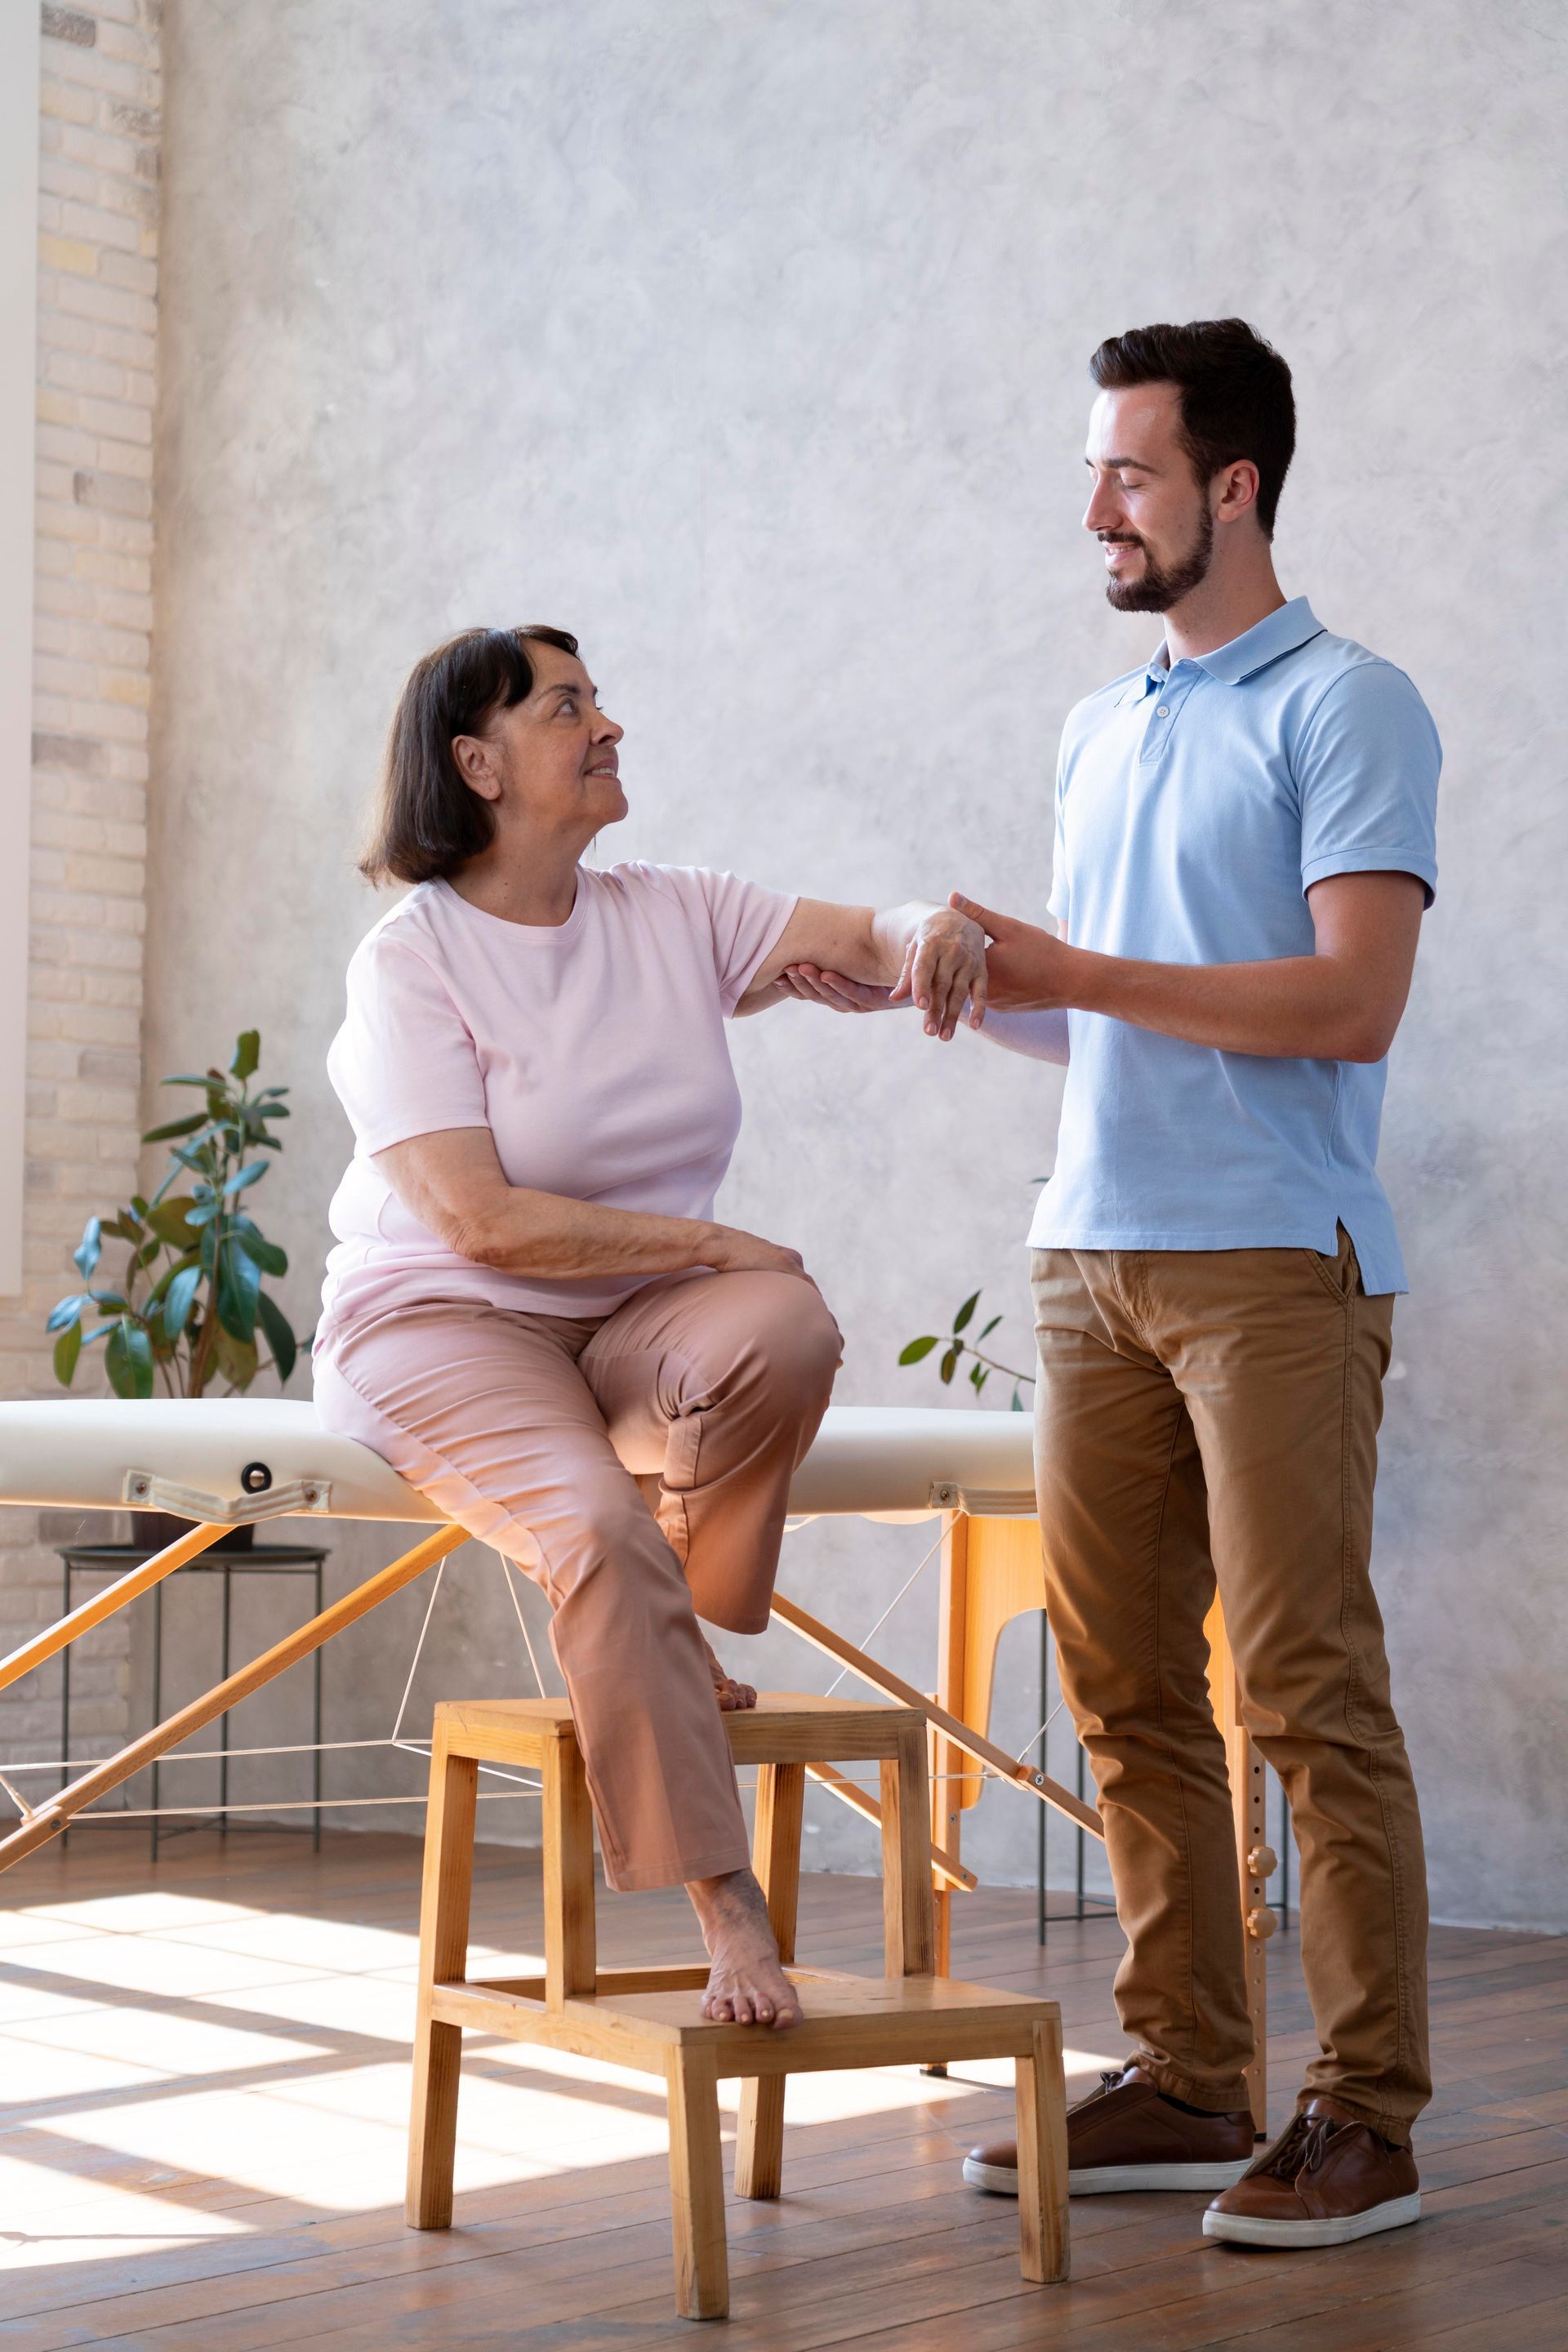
[230,1030,261,1080]
[212,1324,259,1392]
[73,1217,102,1280]
[254,1102,290,1119]
[256,1287,297,1384]
[162,1263,203,1341]
[86,1289,129,1311]
[232,1226,287,1276]
[977,1316,1001,1341]
[142,1112,207,1143]
[939,1345,959,1385]
[145,1197,203,1247]
[898,1335,941,1365]
[47,1294,87,1333]
[53,1321,82,1385]
[223,1161,267,1194]
[969,1361,988,1390]
[1010,1386,1026,1411]
[216,1240,261,1339]
[952,1290,980,1335]
[145,1247,198,1305]
[105,1318,154,1400]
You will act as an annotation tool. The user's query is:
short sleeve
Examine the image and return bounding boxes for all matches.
[1295,662,1441,906]
[327,936,488,1154]
[658,866,798,1015]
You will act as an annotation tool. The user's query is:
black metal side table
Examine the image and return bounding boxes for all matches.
[57,1542,330,1858]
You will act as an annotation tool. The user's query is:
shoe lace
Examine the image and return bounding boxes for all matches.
[1068,2066,1133,2117]
[1260,2111,1343,2181]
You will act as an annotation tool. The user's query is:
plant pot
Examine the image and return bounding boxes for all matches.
[131,1510,255,1554]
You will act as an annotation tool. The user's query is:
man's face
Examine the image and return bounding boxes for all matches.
[1082,383,1214,613]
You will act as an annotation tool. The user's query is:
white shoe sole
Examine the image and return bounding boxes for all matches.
[963,2154,1254,2198]
[1203,2190,1421,2247]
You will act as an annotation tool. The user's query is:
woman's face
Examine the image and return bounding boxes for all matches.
[456,643,627,841]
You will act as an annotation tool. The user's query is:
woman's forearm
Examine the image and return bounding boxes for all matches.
[451,1187,733,1281]
[374,1131,746,1280]
[745,897,986,1037]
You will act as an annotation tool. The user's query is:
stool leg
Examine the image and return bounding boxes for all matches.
[735,1760,804,2200]
[542,1730,597,2006]
[880,1724,936,1977]
[666,2048,728,2320]
[1015,2011,1070,2284]
[406,1738,478,2230]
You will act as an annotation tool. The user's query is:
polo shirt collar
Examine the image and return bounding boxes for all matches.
[1143,595,1325,691]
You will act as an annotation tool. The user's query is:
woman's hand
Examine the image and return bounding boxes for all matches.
[889,904,987,1040]
[740,898,984,1037]
[707,1226,820,1285]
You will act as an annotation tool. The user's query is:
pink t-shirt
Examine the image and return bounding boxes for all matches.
[318,863,796,1339]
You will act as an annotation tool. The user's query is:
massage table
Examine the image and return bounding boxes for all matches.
[0,1398,1273,2123]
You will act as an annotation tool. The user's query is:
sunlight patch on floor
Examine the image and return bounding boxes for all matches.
[1,1882,1117,2274]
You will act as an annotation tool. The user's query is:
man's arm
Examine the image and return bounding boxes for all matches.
[954,871,1425,1062]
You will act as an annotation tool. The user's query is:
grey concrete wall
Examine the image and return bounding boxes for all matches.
[141,0,1567,1925]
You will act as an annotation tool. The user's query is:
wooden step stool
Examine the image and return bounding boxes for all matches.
[405,1691,1070,2320]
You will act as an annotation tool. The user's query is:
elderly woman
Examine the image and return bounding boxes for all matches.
[314,624,985,2031]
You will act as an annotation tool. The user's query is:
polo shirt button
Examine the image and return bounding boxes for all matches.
[1156,704,1170,717]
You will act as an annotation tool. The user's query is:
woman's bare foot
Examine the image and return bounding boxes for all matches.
[701,1633,756,1713]
[687,1868,803,2029]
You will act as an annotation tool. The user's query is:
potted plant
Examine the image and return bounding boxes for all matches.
[46,1030,309,1551]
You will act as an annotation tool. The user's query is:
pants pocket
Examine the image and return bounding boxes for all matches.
[1307,1223,1364,1302]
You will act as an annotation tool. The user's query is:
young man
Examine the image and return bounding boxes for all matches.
[789,318,1439,2249]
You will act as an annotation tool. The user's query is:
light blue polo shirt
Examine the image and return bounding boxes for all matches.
[1027,597,1440,1294]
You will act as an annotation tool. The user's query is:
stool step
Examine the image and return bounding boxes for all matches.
[431,1967,1058,2076]
[434,1689,926,1766]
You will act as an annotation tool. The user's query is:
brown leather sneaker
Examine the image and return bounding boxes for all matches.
[964,2062,1257,2197]
[1203,2096,1420,2247]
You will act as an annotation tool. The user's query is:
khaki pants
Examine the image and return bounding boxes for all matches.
[314,1272,841,1892]
[1031,1229,1430,2140]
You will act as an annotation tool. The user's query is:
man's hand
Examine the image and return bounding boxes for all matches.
[947,893,1069,1018]
[779,965,897,1013]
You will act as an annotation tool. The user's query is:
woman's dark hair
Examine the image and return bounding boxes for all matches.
[359,624,581,885]
[1089,318,1295,538]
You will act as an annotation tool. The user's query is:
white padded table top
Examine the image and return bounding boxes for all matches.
[0,1399,1036,1525]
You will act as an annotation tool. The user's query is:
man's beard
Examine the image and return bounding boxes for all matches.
[1102,505,1214,612]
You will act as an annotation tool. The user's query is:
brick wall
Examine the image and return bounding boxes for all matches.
[0,2,161,1778]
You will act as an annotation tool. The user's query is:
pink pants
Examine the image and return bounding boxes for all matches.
[314,1272,841,1891]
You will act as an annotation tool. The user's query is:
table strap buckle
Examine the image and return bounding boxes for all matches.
[122,1470,333,1522]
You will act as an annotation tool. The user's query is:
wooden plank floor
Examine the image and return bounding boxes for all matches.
[1,1826,1566,2348]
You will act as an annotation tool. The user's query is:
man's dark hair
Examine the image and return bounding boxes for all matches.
[1089,318,1295,537]
[360,624,581,885]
